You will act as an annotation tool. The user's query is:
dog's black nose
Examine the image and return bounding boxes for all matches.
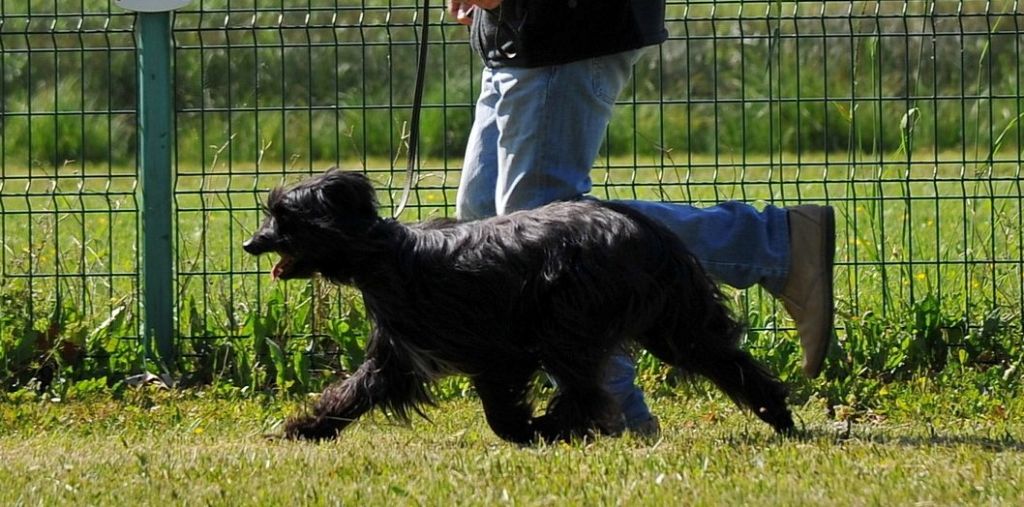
[242,237,265,255]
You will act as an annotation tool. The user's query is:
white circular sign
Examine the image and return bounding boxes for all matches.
[116,0,191,12]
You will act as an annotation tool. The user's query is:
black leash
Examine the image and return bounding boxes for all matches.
[393,0,430,218]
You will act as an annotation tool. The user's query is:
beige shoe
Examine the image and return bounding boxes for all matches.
[778,205,836,378]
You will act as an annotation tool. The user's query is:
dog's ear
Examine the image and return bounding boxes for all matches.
[265,185,296,223]
[315,168,379,220]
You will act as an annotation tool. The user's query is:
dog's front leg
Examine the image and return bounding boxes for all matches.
[472,367,537,444]
[283,329,431,441]
[282,358,384,440]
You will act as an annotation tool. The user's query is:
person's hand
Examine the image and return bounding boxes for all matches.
[449,0,503,26]
[449,2,475,25]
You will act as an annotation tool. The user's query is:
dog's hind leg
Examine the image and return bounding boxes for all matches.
[642,333,794,434]
[532,354,625,442]
[533,383,624,442]
[472,364,538,444]
[690,348,795,434]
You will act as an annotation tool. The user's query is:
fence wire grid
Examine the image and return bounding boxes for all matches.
[1,1,1022,383]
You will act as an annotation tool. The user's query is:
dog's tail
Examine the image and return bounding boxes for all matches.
[640,228,747,365]
[599,200,745,349]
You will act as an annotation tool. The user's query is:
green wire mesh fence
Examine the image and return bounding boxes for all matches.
[1,1,1022,389]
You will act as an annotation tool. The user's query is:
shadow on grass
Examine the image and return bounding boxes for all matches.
[695,418,1024,453]
[796,424,1024,452]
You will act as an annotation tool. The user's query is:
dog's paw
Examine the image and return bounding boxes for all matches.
[529,414,567,443]
[531,414,615,444]
[594,412,626,437]
[282,415,341,441]
[757,406,797,437]
[262,431,288,442]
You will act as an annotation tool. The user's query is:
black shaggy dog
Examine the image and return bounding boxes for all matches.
[243,168,794,443]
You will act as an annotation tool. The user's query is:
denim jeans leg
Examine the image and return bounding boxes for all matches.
[605,352,653,428]
[490,50,643,214]
[456,68,501,221]
[619,200,791,293]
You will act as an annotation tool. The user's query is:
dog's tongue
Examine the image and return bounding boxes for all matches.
[271,256,291,280]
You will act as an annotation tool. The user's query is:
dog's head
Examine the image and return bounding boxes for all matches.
[243,168,380,281]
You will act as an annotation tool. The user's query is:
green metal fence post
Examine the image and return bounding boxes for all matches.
[134,7,178,367]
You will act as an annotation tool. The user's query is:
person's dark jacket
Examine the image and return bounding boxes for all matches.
[470,0,667,68]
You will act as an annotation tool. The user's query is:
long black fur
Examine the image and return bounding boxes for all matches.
[243,168,794,443]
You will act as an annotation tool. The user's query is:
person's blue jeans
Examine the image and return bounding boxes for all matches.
[457,49,791,428]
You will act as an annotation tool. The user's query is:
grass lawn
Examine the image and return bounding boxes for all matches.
[1,385,1022,505]
[3,153,1023,505]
